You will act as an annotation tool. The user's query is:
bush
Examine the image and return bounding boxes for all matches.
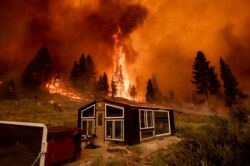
[230,105,249,123]
[165,116,250,166]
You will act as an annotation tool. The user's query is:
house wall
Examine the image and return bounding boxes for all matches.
[95,102,105,142]
[124,107,140,145]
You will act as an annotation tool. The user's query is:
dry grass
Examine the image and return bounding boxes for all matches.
[0,98,81,126]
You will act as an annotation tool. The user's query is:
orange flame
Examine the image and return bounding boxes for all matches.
[46,75,83,102]
[112,25,131,99]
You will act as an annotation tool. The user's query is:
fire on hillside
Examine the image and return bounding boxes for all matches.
[46,75,83,102]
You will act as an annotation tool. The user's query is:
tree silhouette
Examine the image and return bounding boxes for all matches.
[21,46,52,89]
[85,55,97,82]
[219,57,247,106]
[129,85,137,101]
[70,60,80,82]
[111,75,117,98]
[151,74,162,103]
[207,66,221,94]
[96,72,109,96]
[70,54,97,91]
[117,65,124,96]
[192,51,210,101]
[146,79,155,103]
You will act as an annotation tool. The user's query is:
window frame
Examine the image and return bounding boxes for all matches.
[105,104,124,119]
[81,119,95,136]
[154,110,171,137]
[81,104,95,118]
[105,119,124,141]
[139,109,155,129]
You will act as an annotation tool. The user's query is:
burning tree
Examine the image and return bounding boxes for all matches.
[129,85,137,101]
[111,75,118,98]
[111,25,131,99]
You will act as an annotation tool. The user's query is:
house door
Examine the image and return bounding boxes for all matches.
[95,111,104,141]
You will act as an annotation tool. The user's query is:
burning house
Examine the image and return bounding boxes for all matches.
[77,98,175,145]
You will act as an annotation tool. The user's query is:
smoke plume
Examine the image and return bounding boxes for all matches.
[0,0,147,71]
[1,0,250,97]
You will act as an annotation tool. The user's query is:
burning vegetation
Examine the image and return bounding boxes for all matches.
[112,25,130,99]
[46,75,83,102]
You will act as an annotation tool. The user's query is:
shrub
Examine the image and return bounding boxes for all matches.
[165,116,250,166]
[230,105,249,123]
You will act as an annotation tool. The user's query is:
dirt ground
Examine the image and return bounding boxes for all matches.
[65,136,181,166]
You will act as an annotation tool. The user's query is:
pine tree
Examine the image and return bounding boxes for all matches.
[207,66,221,94]
[151,74,162,103]
[70,61,80,81]
[102,72,109,95]
[192,51,210,100]
[111,75,117,98]
[129,85,137,101]
[70,54,97,91]
[96,75,103,92]
[70,54,86,89]
[85,55,97,82]
[219,57,247,106]
[146,79,155,103]
[96,72,109,96]
[118,65,124,96]
[21,46,52,89]
[79,54,86,76]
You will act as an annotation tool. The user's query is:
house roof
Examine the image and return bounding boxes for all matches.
[79,97,173,110]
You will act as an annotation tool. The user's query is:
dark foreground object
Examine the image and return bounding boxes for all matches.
[46,126,82,166]
[0,121,82,166]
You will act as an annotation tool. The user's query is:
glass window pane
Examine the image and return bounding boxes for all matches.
[140,111,145,128]
[115,121,123,140]
[98,113,103,126]
[106,121,112,139]
[155,112,169,135]
[106,105,123,117]
[88,121,93,136]
[81,121,87,135]
[147,111,153,127]
[82,106,94,117]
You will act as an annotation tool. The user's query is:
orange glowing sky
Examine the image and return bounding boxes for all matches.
[0,0,250,98]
